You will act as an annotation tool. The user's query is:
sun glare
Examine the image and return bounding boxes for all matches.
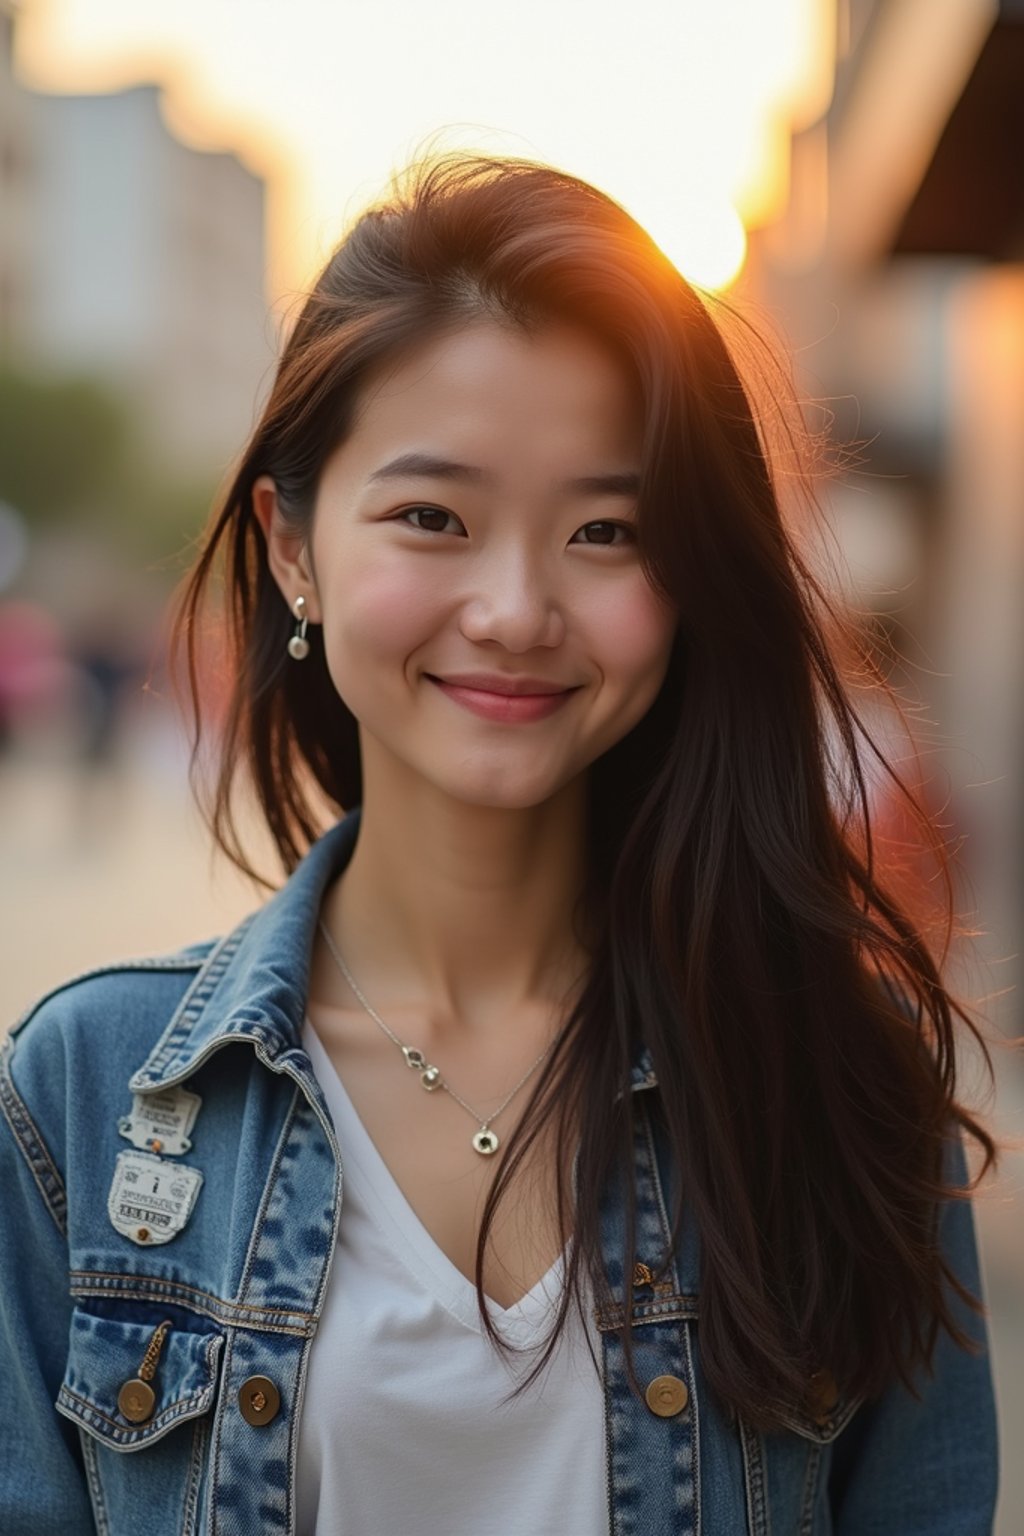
[17,0,835,301]
[635,196,749,292]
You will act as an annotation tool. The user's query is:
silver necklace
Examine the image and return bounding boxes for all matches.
[317,919,559,1157]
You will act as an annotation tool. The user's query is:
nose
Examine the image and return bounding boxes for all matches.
[457,548,566,652]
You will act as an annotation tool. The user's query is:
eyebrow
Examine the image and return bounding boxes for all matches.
[365,451,640,499]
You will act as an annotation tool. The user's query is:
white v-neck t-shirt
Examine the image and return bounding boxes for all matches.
[295,1017,609,1536]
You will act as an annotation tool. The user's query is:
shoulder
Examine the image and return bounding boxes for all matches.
[7,936,218,1043]
[2,938,220,1141]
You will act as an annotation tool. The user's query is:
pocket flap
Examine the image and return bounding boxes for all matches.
[56,1306,225,1452]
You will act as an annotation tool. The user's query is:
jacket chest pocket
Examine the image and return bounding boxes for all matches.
[56,1304,226,1536]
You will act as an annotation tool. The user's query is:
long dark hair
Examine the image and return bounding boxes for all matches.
[168,149,1001,1431]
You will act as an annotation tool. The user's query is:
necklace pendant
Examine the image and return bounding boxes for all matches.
[472,1128,499,1156]
[420,1066,442,1091]
[402,1045,427,1071]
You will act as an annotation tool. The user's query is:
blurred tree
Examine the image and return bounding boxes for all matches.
[0,366,129,522]
[0,365,218,562]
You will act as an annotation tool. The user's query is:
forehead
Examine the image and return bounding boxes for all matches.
[337,318,643,477]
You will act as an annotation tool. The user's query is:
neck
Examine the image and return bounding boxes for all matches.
[317,748,592,1044]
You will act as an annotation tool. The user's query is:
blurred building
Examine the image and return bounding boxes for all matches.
[747,0,1024,1037]
[0,0,272,477]
[0,2,33,356]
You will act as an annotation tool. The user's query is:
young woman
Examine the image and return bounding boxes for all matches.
[0,152,1001,1534]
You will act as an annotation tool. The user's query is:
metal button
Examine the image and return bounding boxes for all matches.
[117,1378,156,1423]
[238,1374,281,1426]
[644,1374,689,1417]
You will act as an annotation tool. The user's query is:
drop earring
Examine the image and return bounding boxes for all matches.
[287,595,310,660]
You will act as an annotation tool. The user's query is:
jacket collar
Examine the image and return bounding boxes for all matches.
[128,803,656,1094]
[128,807,364,1093]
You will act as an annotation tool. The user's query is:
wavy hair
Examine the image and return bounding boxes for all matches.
[168,149,1000,1431]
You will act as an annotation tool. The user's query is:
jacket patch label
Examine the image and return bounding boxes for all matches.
[118,1085,202,1154]
[107,1149,204,1245]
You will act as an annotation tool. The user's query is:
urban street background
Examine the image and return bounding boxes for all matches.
[2,0,1022,1528]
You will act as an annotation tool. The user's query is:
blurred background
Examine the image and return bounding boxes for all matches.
[1,0,1021,1523]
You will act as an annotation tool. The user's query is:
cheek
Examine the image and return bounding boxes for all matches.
[590,578,677,682]
[329,560,444,663]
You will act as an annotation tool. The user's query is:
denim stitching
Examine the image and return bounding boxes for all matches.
[288,1333,317,1536]
[57,1377,218,1441]
[80,1428,111,1536]
[637,1096,698,1533]
[57,1328,222,1447]
[639,1096,678,1282]
[236,1082,303,1302]
[593,1294,700,1331]
[601,1312,621,1536]
[181,1409,209,1536]
[209,1326,236,1536]
[681,1317,702,1536]
[0,1036,68,1234]
[739,1417,769,1535]
[799,1442,823,1535]
[5,954,208,1043]
[130,920,257,1084]
[69,1269,300,1311]
[282,1082,345,1535]
[70,1270,314,1327]
[594,1083,698,1533]
[128,1033,282,1105]
[68,1280,311,1337]
[773,1392,863,1444]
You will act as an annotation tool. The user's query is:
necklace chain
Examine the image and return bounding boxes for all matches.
[316,919,559,1156]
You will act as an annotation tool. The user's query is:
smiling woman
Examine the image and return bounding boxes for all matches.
[250,317,676,815]
[0,151,1002,1536]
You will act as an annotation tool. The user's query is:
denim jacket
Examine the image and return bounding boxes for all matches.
[0,804,998,1534]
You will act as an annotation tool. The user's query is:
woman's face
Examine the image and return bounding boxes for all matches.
[260,317,678,810]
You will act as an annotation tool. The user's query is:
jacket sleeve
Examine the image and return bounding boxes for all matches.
[827,1129,999,1535]
[0,1028,96,1534]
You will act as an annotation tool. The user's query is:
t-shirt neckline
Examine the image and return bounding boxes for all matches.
[302,1015,570,1341]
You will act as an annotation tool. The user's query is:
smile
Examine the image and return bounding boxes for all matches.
[426,676,579,723]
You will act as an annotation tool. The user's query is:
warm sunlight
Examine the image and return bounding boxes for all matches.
[635,195,748,292]
[16,0,837,298]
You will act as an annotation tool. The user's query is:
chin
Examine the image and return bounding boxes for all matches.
[429,766,576,812]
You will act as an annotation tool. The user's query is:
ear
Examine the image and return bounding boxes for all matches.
[252,475,322,624]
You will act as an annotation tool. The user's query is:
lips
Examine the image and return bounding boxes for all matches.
[426,673,576,696]
[426,675,580,723]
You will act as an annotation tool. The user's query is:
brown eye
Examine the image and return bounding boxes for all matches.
[575,521,635,546]
[399,506,463,534]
